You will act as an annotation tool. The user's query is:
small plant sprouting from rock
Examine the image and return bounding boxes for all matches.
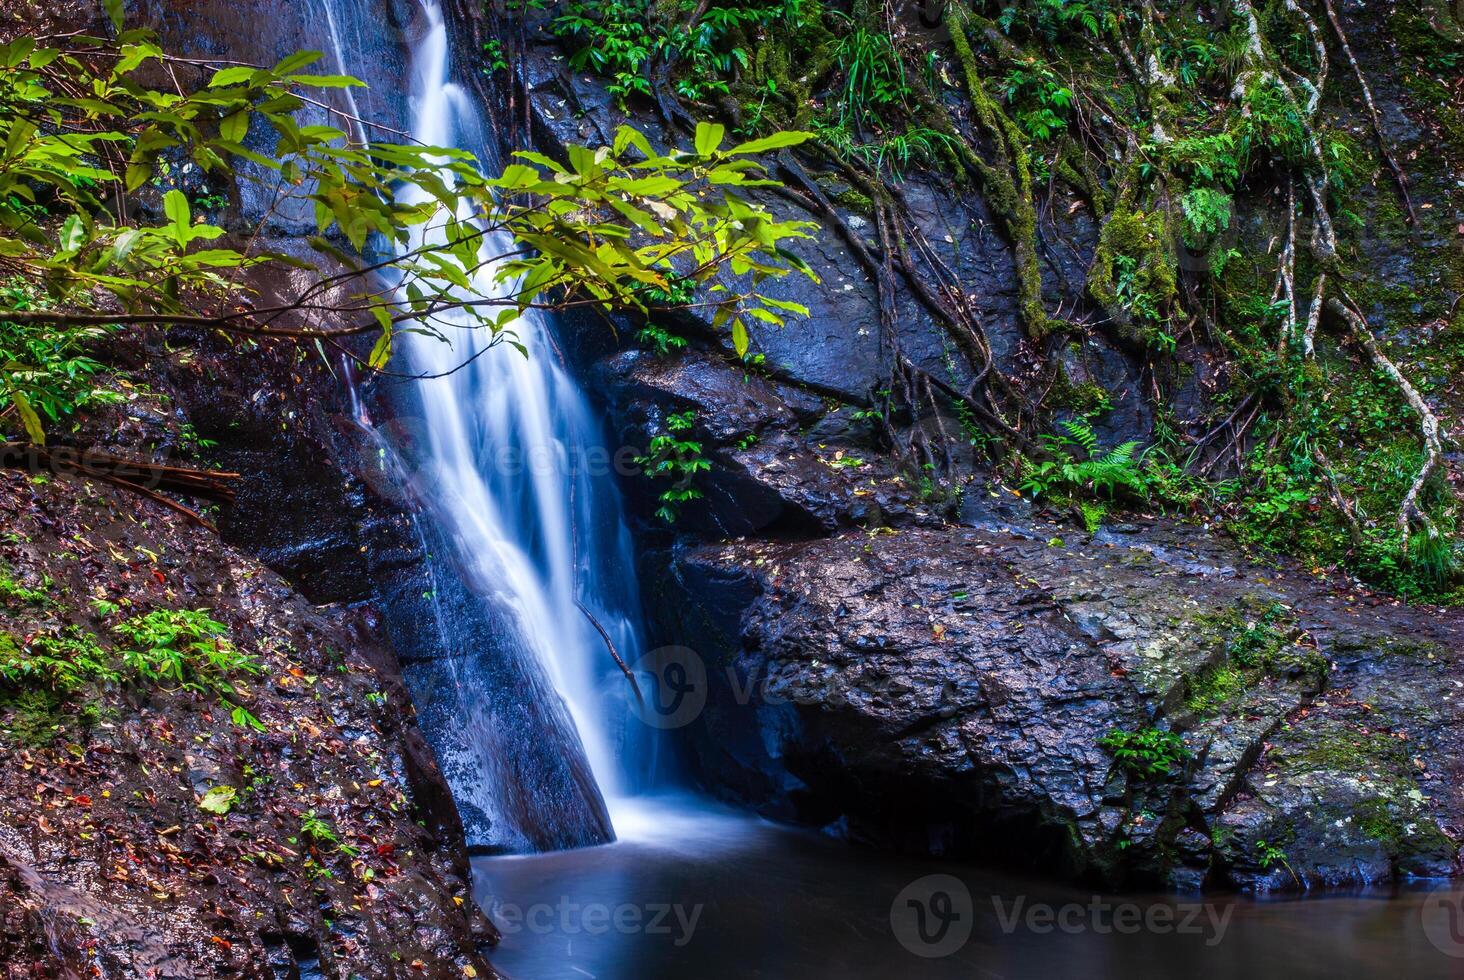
[1255,838,1299,885]
[112,609,261,699]
[1021,419,1152,531]
[634,411,710,522]
[636,324,689,356]
[301,809,359,857]
[1100,727,1190,780]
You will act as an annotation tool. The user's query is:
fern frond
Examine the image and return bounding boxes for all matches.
[1100,441,1141,467]
[1061,418,1099,457]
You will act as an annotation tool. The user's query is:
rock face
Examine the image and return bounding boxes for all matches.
[508,8,1464,891]
[652,519,1463,890]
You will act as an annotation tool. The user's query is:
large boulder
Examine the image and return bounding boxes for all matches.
[649,517,1464,890]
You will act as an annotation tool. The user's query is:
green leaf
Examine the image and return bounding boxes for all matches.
[163,190,191,246]
[199,785,237,815]
[1,38,35,68]
[103,0,123,30]
[613,124,654,159]
[367,319,392,370]
[219,110,249,143]
[10,389,44,445]
[272,51,323,75]
[57,214,86,255]
[115,42,161,75]
[510,150,568,175]
[726,131,813,155]
[286,74,366,89]
[109,228,142,266]
[694,122,726,157]
[125,162,152,192]
[756,294,810,316]
[209,66,258,88]
[230,706,266,733]
[731,318,749,358]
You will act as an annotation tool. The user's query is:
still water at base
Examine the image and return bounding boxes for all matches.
[472,796,1464,979]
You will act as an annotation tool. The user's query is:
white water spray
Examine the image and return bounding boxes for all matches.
[391,1,649,828]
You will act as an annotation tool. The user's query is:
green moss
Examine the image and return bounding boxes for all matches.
[829,187,874,213]
[1086,205,1178,347]
[1290,730,1411,779]
[947,7,1048,339]
[1048,364,1114,416]
[1391,6,1464,155]
[1181,601,1326,717]
[1352,796,1454,864]
[1186,664,1248,716]
[0,687,66,746]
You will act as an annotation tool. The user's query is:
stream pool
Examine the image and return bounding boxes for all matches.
[471,796,1464,979]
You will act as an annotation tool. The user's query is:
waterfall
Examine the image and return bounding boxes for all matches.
[371,0,655,846]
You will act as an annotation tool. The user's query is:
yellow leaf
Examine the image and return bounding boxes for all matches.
[10,389,44,445]
[368,324,392,370]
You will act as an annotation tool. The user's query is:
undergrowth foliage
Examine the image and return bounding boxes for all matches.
[1,600,264,742]
[518,0,1464,601]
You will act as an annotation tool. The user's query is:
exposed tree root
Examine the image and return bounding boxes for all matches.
[1320,0,1416,222]
[1313,445,1366,550]
[1302,272,1327,357]
[1326,296,1446,550]
[1231,0,1338,261]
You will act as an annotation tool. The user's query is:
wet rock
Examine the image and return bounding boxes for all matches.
[654,520,1464,890]
[592,348,923,535]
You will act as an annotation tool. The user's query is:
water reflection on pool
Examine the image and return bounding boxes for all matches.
[472,796,1464,980]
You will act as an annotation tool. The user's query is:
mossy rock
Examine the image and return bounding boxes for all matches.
[1087,205,1179,348]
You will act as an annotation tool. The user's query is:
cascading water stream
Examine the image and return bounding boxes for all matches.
[379,0,655,843]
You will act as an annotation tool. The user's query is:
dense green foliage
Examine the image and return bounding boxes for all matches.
[524,0,1464,601]
[0,594,262,738]
[0,8,817,447]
